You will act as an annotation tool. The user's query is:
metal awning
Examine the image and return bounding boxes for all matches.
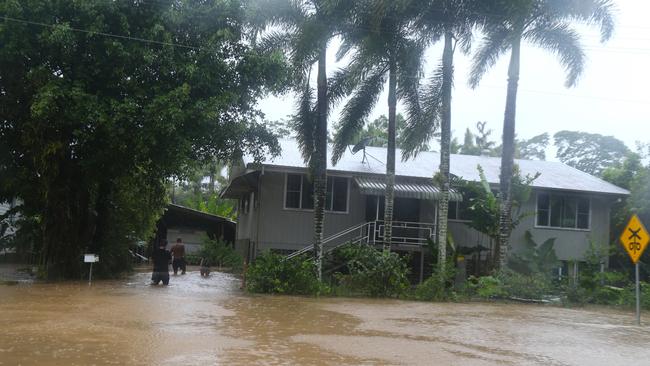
[220,171,260,199]
[354,176,462,201]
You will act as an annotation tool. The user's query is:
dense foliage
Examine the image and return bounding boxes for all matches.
[555,130,630,176]
[185,238,242,270]
[332,244,411,298]
[245,252,324,295]
[0,0,287,278]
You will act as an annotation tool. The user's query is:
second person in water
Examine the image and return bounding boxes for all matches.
[170,238,186,275]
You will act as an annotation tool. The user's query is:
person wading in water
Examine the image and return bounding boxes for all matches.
[151,240,171,285]
[170,238,186,275]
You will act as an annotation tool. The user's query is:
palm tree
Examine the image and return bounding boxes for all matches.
[249,0,351,280]
[469,0,614,269]
[402,0,475,279]
[331,0,424,251]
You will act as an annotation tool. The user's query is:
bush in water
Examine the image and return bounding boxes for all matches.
[245,252,324,295]
[199,238,242,270]
[413,262,457,301]
[333,244,410,298]
[467,275,507,299]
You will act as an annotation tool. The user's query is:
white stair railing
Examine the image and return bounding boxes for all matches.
[285,221,375,260]
[285,220,435,260]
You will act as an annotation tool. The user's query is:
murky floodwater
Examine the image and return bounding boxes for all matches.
[1,269,649,365]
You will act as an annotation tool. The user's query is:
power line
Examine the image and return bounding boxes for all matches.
[479,84,649,105]
[1,15,202,51]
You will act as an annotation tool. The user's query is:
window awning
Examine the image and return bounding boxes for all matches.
[220,171,260,199]
[354,176,462,201]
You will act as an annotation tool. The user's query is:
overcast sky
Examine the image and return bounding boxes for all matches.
[257,0,650,159]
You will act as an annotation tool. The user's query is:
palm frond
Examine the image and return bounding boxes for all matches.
[331,66,387,164]
[257,29,295,53]
[336,38,355,61]
[468,26,510,89]
[524,22,585,87]
[291,17,327,69]
[328,53,384,108]
[294,85,317,164]
[543,0,615,42]
[401,62,444,160]
[247,0,308,30]
[396,38,428,160]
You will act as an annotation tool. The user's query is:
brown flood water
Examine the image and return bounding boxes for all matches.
[1,270,650,366]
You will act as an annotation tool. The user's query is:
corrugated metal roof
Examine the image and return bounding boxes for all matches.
[354,177,463,201]
[243,139,630,196]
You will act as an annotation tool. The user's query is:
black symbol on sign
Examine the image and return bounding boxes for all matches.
[628,227,642,253]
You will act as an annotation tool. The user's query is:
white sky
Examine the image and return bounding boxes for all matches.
[257,0,650,159]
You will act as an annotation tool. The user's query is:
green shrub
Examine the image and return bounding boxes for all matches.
[413,263,457,301]
[198,238,242,271]
[245,252,324,295]
[620,282,650,310]
[498,270,556,300]
[333,244,410,298]
[185,254,201,266]
[467,275,507,299]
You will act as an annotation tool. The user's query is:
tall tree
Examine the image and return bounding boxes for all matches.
[469,0,614,269]
[402,0,474,276]
[459,121,497,156]
[554,130,629,176]
[357,113,430,150]
[250,0,351,279]
[0,0,285,278]
[331,0,424,250]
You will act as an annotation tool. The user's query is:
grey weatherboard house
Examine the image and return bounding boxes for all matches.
[222,139,629,279]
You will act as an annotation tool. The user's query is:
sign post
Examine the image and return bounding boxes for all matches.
[84,254,99,285]
[619,214,649,326]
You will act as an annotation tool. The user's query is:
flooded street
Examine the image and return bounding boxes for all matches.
[1,270,650,365]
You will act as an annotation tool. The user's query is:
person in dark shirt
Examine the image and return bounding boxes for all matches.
[151,240,171,285]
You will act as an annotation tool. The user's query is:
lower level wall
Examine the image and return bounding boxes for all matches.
[166,228,207,254]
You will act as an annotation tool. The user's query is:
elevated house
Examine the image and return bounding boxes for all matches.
[222,139,629,279]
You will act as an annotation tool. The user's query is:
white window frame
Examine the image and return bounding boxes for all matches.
[283,173,303,209]
[283,173,349,214]
[534,192,591,231]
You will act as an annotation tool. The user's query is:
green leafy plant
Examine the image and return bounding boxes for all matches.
[508,231,559,276]
[413,262,457,301]
[245,252,324,295]
[198,238,242,271]
[333,244,410,298]
[458,165,539,270]
[467,275,507,299]
[498,270,556,300]
[620,282,650,310]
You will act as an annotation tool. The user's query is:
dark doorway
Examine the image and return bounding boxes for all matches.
[365,196,421,222]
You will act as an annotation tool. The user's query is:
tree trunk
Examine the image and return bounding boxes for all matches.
[384,58,397,252]
[313,45,328,281]
[209,163,216,194]
[497,35,521,270]
[437,30,454,278]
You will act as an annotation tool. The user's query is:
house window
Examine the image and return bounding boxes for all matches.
[536,193,590,230]
[285,173,348,212]
[447,191,475,221]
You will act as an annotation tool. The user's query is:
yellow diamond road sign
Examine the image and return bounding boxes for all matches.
[620,214,649,264]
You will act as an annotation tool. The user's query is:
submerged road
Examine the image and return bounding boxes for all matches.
[0,269,649,365]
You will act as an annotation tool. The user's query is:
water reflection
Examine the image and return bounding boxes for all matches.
[1,269,649,365]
